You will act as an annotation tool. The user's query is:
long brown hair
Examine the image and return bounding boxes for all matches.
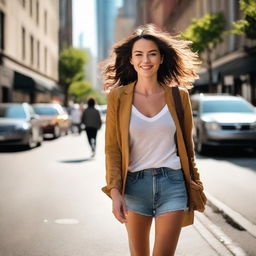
[101,24,200,90]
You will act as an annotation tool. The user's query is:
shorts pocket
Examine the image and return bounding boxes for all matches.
[166,170,184,183]
[126,172,139,185]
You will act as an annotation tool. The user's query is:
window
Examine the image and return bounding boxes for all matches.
[44,47,47,72]
[37,40,40,68]
[30,0,33,17]
[0,11,4,50]
[30,35,34,65]
[22,27,26,60]
[36,1,39,25]
[44,10,47,34]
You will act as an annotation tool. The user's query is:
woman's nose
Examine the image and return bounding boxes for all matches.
[142,55,150,63]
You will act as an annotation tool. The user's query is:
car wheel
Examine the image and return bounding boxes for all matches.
[53,125,60,138]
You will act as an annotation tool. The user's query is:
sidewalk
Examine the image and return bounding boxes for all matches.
[71,127,230,255]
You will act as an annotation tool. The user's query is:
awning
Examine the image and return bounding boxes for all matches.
[195,54,256,86]
[13,71,60,93]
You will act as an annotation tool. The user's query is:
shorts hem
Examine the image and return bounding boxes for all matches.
[127,208,153,217]
[155,207,189,216]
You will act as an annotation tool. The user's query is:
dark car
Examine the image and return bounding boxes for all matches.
[0,103,43,148]
[33,103,70,138]
[191,94,256,154]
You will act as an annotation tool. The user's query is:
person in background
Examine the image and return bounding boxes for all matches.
[81,97,102,157]
[101,24,204,256]
[70,103,82,134]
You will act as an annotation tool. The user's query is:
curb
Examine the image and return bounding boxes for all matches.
[205,191,256,239]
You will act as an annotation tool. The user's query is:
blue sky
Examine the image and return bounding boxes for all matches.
[73,0,123,56]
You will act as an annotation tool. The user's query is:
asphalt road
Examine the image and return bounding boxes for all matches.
[0,126,255,255]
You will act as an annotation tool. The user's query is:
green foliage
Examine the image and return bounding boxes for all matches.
[182,12,226,54]
[68,81,92,103]
[239,0,256,17]
[230,0,256,39]
[59,48,87,86]
[68,81,107,104]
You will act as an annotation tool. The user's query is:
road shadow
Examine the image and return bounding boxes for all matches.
[58,158,92,163]
[0,145,30,153]
[196,147,256,172]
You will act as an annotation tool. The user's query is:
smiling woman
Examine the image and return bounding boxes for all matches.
[100,24,203,256]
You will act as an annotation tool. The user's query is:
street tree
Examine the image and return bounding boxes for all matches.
[59,48,87,106]
[230,0,256,39]
[182,12,225,92]
[68,80,92,103]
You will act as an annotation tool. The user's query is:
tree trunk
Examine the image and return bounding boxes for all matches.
[206,48,214,93]
[64,83,69,107]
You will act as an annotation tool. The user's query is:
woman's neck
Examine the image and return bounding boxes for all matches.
[135,77,163,95]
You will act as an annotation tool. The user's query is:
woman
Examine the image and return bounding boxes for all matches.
[81,97,102,157]
[101,24,203,256]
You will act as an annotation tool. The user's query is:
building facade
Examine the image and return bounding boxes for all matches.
[137,0,256,104]
[59,0,72,52]
[0,0,61,103]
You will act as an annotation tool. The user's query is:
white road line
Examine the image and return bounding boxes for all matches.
[195,213,248,256]
[205,191,256,238]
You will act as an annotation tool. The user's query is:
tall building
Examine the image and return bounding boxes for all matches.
[96,0,117,62]
[59,0,73,52]
[115,0,138,41]
[0,0,60,103]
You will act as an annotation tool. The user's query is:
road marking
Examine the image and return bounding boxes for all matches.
[54,218,79,224]
[205,191,256,238]
[195,213,248,256]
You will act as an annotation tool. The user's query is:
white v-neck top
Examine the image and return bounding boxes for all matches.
[128,104,181,172]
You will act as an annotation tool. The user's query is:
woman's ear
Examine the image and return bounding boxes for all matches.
[130,57,134,65]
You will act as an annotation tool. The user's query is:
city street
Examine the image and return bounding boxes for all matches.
[0,126,255,256]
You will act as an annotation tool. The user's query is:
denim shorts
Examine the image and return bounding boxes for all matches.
[124,167,188,217]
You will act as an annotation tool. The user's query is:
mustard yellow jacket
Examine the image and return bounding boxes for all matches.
[102,82,202,227]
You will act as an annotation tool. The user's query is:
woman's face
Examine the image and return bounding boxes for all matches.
[130,38,163,79]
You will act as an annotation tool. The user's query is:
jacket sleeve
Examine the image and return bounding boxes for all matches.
[181,89,201,182]
[102,89,122,198]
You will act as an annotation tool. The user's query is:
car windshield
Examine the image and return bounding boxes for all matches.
[33,106,59,116]
[0,106,27,118]
[202,100,254,113]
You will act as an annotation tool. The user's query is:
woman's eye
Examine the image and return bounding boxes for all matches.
[135,54,142,56]
[149,53,157,56]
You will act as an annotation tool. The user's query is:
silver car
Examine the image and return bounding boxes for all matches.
[191,94,256,154]
[0,103,43,149]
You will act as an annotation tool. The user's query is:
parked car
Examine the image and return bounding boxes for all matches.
[0,103,43,148]
[33,103,70,138]
[190,94,256,154]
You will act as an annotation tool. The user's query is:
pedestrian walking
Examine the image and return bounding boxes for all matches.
[101,24,205,256]
[70,103,82,134]
[81,97,102,157]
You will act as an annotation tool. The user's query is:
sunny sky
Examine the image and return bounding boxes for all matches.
[73,0,123,57]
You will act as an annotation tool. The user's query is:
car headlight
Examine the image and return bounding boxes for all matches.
[16,123,30,130]
[205,122,220,130]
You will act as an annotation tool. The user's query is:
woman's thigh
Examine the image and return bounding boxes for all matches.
[125,211,153,256]
[153,210,184,256]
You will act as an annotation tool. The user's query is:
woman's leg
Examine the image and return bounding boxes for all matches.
[153,211,184,256]
[125,211,153,256]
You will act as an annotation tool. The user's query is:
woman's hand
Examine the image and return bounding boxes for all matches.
[111,188,128,224]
